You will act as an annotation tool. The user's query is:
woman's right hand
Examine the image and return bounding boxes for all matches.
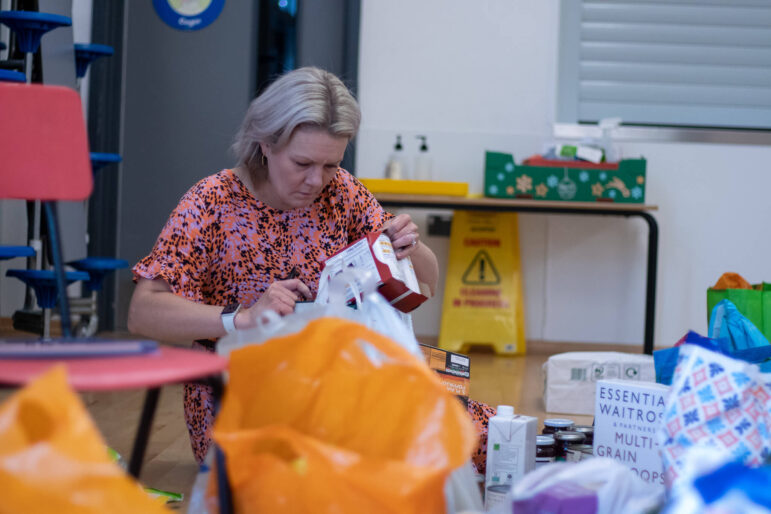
[236,279,312,328]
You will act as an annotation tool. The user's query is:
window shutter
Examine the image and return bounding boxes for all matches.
[558,0,771,130]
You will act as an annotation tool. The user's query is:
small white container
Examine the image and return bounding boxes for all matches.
[385,134,406,179]
[413,135,432,180]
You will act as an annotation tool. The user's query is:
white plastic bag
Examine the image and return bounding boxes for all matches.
[218,268,422,359]
[500,459,663,514]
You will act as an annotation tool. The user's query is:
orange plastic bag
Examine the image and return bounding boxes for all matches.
[213,317,476,514]
[0,365,169,514]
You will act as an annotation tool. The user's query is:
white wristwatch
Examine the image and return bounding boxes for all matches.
[221,302,241,334]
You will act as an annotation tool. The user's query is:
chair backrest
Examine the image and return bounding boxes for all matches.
[0,82,92,201]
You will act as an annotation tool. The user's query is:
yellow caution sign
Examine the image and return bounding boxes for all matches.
[438,211,526,355]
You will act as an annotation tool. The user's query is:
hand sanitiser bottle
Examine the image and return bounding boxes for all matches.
[484,405,537,510]
[414,135,432,181]
[384,134,406,179]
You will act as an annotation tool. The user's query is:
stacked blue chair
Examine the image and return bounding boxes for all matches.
[64,45,127,336]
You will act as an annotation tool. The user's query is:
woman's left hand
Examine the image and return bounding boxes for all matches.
[382,214,421,260]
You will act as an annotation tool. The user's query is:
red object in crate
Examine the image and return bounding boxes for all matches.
[523,155,620,170]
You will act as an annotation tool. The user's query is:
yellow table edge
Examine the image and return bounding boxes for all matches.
[360,178,469,197]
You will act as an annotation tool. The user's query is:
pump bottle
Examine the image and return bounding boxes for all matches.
[413,135,432,181]
[384,135,406,179]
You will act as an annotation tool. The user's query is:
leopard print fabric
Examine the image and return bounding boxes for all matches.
[133,168,392,463]
[468,399,496,476]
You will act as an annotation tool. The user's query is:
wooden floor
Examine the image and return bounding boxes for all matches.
[0,323,637,510]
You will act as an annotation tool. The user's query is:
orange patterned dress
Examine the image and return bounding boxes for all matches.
[133,167,495,469]
[133,168,393,463]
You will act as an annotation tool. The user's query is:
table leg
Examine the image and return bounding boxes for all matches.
[637,211,659,355]
[128,387,161,478]
[208,375,234,514]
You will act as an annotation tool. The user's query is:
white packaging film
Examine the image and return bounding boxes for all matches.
[543,352,655,415]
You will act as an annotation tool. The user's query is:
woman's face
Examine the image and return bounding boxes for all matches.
[259,126,348,210]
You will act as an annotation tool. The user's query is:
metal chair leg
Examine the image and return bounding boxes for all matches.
[128,387,161,479]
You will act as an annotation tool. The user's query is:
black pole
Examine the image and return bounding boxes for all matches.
[640,211,659,355]
[128,387,161,478]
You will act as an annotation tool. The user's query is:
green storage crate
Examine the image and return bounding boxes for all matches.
[484,151,647,203]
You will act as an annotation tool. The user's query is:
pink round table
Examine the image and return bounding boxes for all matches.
[0,344,227,479]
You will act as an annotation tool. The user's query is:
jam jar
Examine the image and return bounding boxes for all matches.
[566,444,594,462]
[542,418,575,435]
[553,431,586,461]
[573,425,594,446]
[535,435,556,468]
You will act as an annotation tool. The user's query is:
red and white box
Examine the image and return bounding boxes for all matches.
[317,231,428,313]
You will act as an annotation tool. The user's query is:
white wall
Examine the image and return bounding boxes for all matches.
[356,0,771,347]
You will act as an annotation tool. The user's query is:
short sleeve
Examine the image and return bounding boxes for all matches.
[132,184,212,303]
[338,170,393,241]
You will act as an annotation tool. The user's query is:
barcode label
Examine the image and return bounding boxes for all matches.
[451,354,469,367]
[571,368,587,381]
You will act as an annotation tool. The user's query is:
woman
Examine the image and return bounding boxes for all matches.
[128,67,439,463]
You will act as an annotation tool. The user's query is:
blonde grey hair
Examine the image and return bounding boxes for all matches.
[232,67,361,174]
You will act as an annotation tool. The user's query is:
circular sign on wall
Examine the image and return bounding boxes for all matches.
[153,0,225,31]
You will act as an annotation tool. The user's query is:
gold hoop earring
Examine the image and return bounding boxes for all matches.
[260,153,267,167]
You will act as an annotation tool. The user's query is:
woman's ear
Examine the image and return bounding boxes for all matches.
[259,142,271,159]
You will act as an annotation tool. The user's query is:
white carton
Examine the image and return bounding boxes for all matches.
[484,406,537,493]
[542,351,655,415]
[593,379,669,490]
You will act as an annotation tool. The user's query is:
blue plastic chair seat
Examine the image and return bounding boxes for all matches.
[74,43,114,78]
[90,152,122,173]
[0,69,26,83]
[0,11,72,54]
[0,246,35,261]
[6,269,89,309]
[68,257,129,292]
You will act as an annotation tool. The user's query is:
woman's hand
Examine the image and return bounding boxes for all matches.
[382,214,421,260]
[237,279,312,327]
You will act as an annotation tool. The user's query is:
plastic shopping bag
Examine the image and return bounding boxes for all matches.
[212,317,476,514]
[654,331,725,385]
[0,365,169,514]
[662,447,771,514]
[504,458,663,514]
[655,299,771,385]
[709,299,770,352]
[218,268,423,359]
[658,344,771,487]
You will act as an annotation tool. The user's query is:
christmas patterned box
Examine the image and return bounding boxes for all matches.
[484,152,647,203]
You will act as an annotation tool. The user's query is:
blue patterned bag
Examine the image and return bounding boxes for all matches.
[658,345,771,486]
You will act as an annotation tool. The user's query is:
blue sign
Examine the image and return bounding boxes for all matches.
[153,0,225,31]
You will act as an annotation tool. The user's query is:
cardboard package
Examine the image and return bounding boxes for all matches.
[316,231,427,313]
[593,378,669,490]
[419,343,470,406]
[543,351,655,415]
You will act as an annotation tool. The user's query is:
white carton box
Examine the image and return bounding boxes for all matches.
[594,379,669,489]
[542,351,655,415]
